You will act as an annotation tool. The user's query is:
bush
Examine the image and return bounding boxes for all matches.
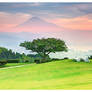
[20,57,35,63]
[72,58,88,62]
[72,59,78,62]
[51,58,60,61]
[7,59,19,63]
[79,58,85,62]
[0,60,7,65]
[29,57,35,63]
[34,58,52,64]
[89,55,92,59]
[35,59,41,64]
[63,57,68,59]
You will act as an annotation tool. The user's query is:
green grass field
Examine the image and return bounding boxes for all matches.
[0,63,29,68]
[0,59,92,89]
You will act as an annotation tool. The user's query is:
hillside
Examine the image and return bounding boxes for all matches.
[0,59,92,89]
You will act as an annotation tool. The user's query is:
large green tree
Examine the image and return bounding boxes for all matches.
[20,38,68,63]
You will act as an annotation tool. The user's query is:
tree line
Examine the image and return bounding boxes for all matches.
[0,38,68,65]
[0,47,22,60]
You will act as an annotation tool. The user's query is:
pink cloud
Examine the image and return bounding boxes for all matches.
[0,12,31,32]
[1,12,92,33]
[0,12,63,33]
[13,24,62,33]
[48,14,92,31]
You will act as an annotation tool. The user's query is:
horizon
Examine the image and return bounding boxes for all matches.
[0,3,92,58]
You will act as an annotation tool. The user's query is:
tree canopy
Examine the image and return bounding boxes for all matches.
[0,47,22,60]
[20,38,68,63]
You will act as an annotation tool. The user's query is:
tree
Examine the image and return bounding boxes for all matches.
[20,38,68,63]
[0,47,23,60]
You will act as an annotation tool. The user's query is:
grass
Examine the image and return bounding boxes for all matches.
[0,63,30,68]
[0,59,92,89]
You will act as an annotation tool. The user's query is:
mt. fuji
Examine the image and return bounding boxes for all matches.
[16,17,62,33]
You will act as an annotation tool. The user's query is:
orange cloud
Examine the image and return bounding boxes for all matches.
[48,14,92,31]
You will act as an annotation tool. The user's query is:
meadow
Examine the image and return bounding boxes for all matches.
[0,63,29,68]
[0,59,92,89]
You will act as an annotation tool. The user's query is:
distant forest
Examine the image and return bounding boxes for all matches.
[0,47,39,63]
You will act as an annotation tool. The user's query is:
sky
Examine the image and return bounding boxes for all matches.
[0,2,92,58]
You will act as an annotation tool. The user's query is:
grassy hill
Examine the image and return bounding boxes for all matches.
[0,59,92,89]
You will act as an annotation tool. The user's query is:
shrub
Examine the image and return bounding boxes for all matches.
[34,58,49,64]
[63,57,68,59]
[72,59,78,62]
[0,60,7,65]
[29,57,35,63]
[89,55,92,59]
[79,58,85,62]
[20,57,35,63]
[7,59,19,63]
[51,58,60,61]
[35,59,41,64]
[72,58,88,62]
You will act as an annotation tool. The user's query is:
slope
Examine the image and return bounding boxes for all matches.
[0,59,92,89]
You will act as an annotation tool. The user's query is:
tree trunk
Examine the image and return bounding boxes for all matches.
[37,52,50,63]
[41,54,50,63]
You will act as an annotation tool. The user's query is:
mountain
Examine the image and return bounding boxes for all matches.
[19,17,58,27]
[16,17,61,33]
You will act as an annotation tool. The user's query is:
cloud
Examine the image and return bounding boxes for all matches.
[11,3,42,8]
[48,13,92,31]
[49,49,92,59]
[0,15,63,33]
[1,3,92,19]
[73,4,92,14]
[0,12,31,32]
